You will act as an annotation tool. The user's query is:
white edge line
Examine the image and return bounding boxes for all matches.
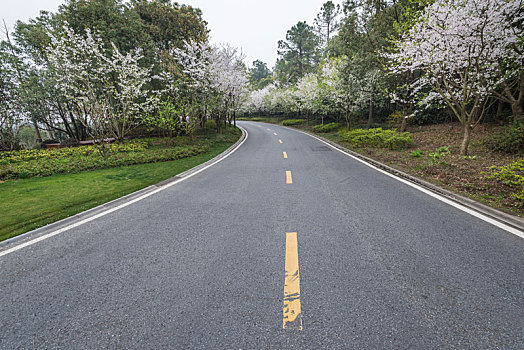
[293,128,524,239]
[0,127,249,258]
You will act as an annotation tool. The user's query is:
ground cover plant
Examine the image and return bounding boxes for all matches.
[0,127,241,241]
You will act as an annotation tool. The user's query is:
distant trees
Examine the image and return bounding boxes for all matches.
[248,60,272,90]
[314,1,341,51]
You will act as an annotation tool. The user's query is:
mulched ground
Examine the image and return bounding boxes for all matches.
[333,123,523,217]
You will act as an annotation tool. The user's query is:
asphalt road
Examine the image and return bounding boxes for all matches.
[1,121,523,349]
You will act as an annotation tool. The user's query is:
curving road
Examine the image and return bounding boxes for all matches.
[1,121,523,349]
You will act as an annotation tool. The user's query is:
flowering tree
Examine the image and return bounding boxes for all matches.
[295,74,321,125]
[388,0,524,155]
[321,57,360,129]
[244,85,272,116]
[47,25,154,155]
[173,40,249,132]
[0,42,23,150]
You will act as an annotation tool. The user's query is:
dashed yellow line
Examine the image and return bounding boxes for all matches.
[274,132,278,136]
[279,139,283,144]
[286,171,292,184]
[283,152,288,159]
[283,232,302,330]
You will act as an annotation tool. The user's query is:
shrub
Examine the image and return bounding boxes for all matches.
[486,123,524,154]
[282,119,304,126]
[312,123,342,133]
[486,159,524,206]
[339,128,413,150]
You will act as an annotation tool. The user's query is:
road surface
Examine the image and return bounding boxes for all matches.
[1,121,523,349]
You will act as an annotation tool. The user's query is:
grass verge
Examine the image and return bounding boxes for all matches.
[0,128,241,242]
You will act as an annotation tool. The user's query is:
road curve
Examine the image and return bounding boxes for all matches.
[1,121,523,349]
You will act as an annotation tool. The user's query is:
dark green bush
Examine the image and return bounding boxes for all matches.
[312,123,342,133]
[340,128,413,150]
[486,123,524,154]
[282,119,304,126]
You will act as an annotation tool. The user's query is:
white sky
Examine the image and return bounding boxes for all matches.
[1,0,341,69]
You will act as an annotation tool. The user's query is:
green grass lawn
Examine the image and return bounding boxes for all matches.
[0,130,240,242]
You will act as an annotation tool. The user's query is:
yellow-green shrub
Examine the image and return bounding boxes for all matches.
[339,128,413,150]
[312,123,342,133]
[282,119,304,126]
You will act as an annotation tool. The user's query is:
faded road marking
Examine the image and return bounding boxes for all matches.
[283,232,302,330]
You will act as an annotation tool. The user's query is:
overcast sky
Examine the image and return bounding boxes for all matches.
[2,0,341,69]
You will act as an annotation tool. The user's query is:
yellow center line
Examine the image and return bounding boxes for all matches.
[274,132,278,136]
[283,232,302,330]
[286,170,293,184]
[279,139,283,144]
[283,151,288,159]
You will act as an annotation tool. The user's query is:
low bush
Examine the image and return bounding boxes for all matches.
[486,159,524,206]
[339,128,413,150]
[486,123,524,154]
[0,144,208,180]
[0,139,148,164]
[312,123,342,133]
[282,119,305,126]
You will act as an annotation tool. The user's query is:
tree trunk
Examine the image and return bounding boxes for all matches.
[460,124,472,156]
[368,87,375,126]
[345,109,351,130]
[233,111,236,127]
[511,101,523,122]
[399,116,407,133]
[496,99,504,121]
[33,122,43,143]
